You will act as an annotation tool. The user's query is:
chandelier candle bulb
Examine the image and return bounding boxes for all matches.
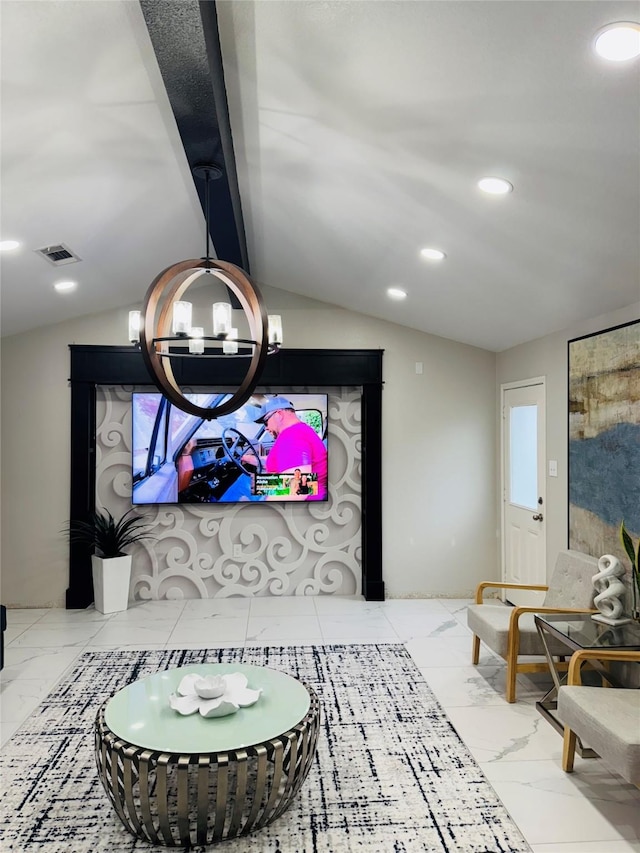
[189,327,204,355]
[223,328,238,355]
[172,301,192,336]
[128,310,141,344]
[268,315,283,346]
[213,301,232,336]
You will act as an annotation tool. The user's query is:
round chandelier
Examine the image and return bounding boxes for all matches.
[128,165,282,420]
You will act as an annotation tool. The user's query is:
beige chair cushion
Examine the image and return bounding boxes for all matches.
[558,685,640,784]
[466,605,570,657]
[543,550,597,609]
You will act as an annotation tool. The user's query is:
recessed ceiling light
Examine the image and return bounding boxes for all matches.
[54,280,77,293]
[595,22,640,61]
[387,287,407,300]
[478,177,513,195]
[420,247,446,261]
[0,240,21,251]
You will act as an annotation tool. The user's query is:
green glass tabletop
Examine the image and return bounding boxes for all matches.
[104,663,311,753]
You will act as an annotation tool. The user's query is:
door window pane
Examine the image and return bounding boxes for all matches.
[510,405,537,509]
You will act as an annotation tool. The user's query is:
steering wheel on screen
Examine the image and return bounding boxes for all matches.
[221,427,264,475]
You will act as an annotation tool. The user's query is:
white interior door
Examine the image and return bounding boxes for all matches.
[502,381,546,607]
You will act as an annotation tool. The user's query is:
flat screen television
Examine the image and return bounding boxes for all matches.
[132,392,328,505]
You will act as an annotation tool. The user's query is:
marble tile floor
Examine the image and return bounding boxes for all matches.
[1,596,638,853]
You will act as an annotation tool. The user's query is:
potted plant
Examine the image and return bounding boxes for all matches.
[620,521,640,621]
[66,509,154,614]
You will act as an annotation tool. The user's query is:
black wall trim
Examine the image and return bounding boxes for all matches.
[66,346,384,607]
[361,384,383,600]
[67,381,97,609]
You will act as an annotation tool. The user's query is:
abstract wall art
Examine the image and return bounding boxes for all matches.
[568,319,640,560]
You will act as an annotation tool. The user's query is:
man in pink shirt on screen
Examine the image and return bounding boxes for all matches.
[249,396,328,499]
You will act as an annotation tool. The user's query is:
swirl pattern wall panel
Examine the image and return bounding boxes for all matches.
[95,387,362,599]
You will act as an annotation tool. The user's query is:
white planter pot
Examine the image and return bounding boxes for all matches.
[91,555,132,614]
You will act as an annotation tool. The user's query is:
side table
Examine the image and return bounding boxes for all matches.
[95,663,320,847]
[534,613,640,757]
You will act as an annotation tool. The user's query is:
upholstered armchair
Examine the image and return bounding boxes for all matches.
[559,649,640,784]
[466,550,598,703]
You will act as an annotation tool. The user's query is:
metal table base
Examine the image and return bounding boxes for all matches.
[95,684,320,847]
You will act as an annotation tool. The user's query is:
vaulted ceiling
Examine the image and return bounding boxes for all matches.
[1,1,638,350]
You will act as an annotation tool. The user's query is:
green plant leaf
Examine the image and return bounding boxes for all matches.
[64,508,155,558]
[620,521,637,569]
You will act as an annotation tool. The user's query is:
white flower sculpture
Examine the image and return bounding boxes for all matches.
[169,673,262,718]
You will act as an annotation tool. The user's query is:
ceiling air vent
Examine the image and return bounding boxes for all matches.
[35,243,81,266]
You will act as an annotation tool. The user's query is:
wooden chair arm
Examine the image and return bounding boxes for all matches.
[474,581,548,604]
[567,649,640,685]
[506,608,597,676]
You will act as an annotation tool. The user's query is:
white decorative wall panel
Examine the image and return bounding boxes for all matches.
[95,387,361,599]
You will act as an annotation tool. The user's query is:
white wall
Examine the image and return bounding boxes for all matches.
[1,287,498,606]
[496,301,640,581]
[1,312,119,607]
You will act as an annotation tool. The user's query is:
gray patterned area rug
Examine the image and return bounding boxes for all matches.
[1,644,530,852]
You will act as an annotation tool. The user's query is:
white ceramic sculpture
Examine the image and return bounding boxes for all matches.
[169,672,262,718]
[592,554,631,626]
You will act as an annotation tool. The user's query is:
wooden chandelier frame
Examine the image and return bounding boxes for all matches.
[140,258,269,420]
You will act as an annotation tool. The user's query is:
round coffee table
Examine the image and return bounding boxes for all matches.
[94,663,320,847]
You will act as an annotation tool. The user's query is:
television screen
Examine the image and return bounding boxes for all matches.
[132,392,328,505]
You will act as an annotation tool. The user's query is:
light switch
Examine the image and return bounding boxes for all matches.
[415,362,423,374]
[548,460,558,477]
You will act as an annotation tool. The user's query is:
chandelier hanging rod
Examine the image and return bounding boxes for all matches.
[127,163,283,419]
[195,161,219,263]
